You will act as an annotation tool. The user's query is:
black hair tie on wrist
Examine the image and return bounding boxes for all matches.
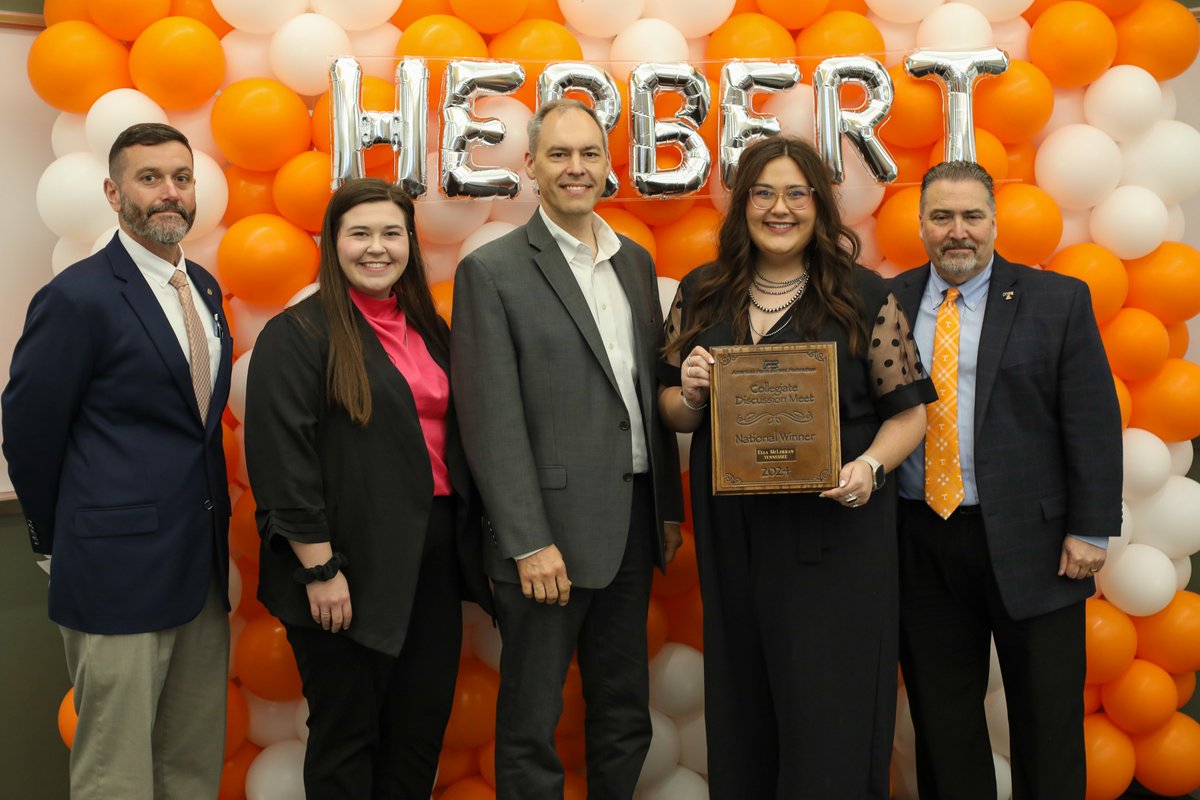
[293,552,348,585]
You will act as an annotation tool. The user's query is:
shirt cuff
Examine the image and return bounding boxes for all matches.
[1070,534,1109,550]
[514,546,548,561]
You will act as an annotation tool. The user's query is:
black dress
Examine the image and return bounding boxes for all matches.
[660,264,935,799]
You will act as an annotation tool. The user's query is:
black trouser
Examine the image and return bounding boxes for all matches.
[285,498,462,800]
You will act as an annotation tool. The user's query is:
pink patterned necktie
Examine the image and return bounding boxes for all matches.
[168,269,212,422]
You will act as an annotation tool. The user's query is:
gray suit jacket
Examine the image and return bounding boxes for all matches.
[889,256,1123,620]
[451,211,683,588]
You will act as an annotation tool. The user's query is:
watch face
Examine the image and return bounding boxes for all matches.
[874,464,886,490]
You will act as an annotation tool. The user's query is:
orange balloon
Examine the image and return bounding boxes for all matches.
[218,214,318,308]
[488,19,582,108]
[1113,373,1132,429]
[1132,591,1200,674]
[311,77,397,168]
[234,616,303,701]
[614,178,696,227]
[882,144,934,205]
[26,21,131,113]
[451,0,527,34]
[87,0,168,41]
[1045,243,1128,325]
[1086,598,1138,685]
[557,660,584,735]
[218,741,261,800]
[222,421,240,487]
[928,128,1008,183]
[1127,359,1200,442]
[826,0,869,13]
[652,77,719,168]
[974,60,1054,144]
[1131,712,1200,796]
[652,207,722,281]
[392,0,453,28]
[596,207,657,261]
[994,183,1062,267]
[236,555,268,619]
[58,688,77,749]
[556,732,587,772]
[1102,659,1179,735]
[874,187,926,270]
[1171,671,1196,709]
[1166,321,1189,359]
[1100,308,1170,382]
[732,0,758,12]
[224,681,248,759]
[224,165,279,227]
[1113,0,1200,81]
[1083,713,1136,800]
[647,596,669,660]
[1123,242,1200,325]
[272,151,334,234]
[436,746,480,788]
[1005,140,1037,185]
[441,775,496,800]
[706,14,796,81]
[663,583,704,652]
[229,489,259,563]
[1084,682,1102,715]
[879,65,943,149]
[521,0,566,23]
[652,526,699,598]
[1082,0,1141,15]
[443,659,500,750]
[564,771,586,800]
[1028,1,1118,88]
[170,0,233,37]
[478,738,496,787]
[1023,0,1061,24]
[794,12,884,85]
[211,79,311,172]
[44,0,92,25]
[431,280,454,325]
[129,17,225,110]
[756,0,829,30]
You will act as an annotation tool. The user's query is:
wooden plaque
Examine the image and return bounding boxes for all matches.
[709,342,841,495]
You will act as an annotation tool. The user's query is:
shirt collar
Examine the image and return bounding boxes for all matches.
[539,207,622,265]
[926,254,993,312]
[118,228,186,288]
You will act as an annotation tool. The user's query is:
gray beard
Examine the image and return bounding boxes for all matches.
[120,196,193,247]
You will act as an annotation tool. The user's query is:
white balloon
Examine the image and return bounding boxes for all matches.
[637,765,709,800]
[471,619,503,672]
[186,151,230,241]
[1083,66,1162,143]
[636,708,681,790]
[489,173,540,226]
[293,697,310,743]
[676,431,693,468]
[229,298,279,353]
[415,197,493,245]
[1108,501,1134,561]
[1165,203,1186,242]
[183,224,227,273]
[168,97,224,164]
[874,258,906,279]
[1032,87,1085,147]
[1167,440,1194,476]
[52,238,92,275]
[835,136,886,226]
[473,97,533,174]
[1122,428,1174,499]
[916,3,994,50]
[271,14,354,97]
[244,690,304,747]
[1099,543,1179,616]
[657,276,680,321]
[92,225,119,256]
[990,16,1030,61]
[228,557,243,611]
[610,19,689,83]
[565,25,613,63]
[986,636,1003,695]
[213,0,308,36]
[244,739,307,800]
[892,744,920,800]
[51,112,89,157]
[1034,124,1121,210]
[957,0,1032,22]
[235,424,249,485]
[994,752,1013,800]
[347,23,404,82]
[675,710,707,775]
[462,600,491,627]
[1128,475,1200,559]
[287,282,320,307]
[421,240,462,285]
[1174,555,1193,590]
[560,0,646,38]
[1120,119,1200,205]
[85,89,169,161]
[221,30,275,88]
[310,0,397,31]
[36,152,114,243]
[643,0,736,38]
[867,0,945,25]
[686,36,709,66]
[1159,83,1177,120]
[851,216,883,267]
[984,687,1009,758]
[648,643,705,718]
[867,13,919,68]
[229,614,247,678]
[761,83,816,143]
[229,349,253,423]
[1053,206,1093,255]
[1089,185,1168,260]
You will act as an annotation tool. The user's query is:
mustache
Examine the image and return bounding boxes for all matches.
[148,202,189,217]
[941,240,976,253]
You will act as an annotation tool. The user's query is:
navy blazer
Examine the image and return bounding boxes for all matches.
[2,234,233,634]
[889,255,1123,620]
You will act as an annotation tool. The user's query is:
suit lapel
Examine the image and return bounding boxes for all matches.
[892,265,930,335]
[974,258,1020,434]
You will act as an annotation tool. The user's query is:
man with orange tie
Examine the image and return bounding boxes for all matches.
[888,161,1122,799]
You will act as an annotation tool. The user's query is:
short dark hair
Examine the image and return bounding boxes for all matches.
[920,160,995,212]
[527,98,608,158]
[108,123,193,180]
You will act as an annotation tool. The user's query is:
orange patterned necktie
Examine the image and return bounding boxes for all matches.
[925,287,965,519]
[169,270,212,422]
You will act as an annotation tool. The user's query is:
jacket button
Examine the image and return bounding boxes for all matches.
[623,473,633,482]
[204,500,214,510]
[619,420,630,431]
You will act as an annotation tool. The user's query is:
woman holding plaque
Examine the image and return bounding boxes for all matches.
[245,178,491,798]
[658,136,934,798]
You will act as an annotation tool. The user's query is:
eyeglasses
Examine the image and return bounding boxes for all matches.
[748,185,816,211]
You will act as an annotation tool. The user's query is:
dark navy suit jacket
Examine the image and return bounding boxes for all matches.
[2,234,233,634]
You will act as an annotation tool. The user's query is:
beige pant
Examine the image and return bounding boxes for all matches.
[60,576,229,800]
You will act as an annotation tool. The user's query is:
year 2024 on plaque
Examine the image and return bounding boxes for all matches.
[708,342,841,495]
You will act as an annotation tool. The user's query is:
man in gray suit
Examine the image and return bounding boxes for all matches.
[889,161,1122,799]
[451,98,683,800]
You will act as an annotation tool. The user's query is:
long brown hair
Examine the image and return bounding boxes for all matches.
[665,136,867,358]
[314,178,444,425]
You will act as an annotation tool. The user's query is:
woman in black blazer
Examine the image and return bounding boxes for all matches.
[245,178,492,799]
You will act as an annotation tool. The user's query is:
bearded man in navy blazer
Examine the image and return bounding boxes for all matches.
[3,123,233,799]
[888,161,1122,799]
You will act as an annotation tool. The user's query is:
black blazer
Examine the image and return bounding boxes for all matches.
[245,295,492,658]
[2,234,233,634]
[889,255,1123,620]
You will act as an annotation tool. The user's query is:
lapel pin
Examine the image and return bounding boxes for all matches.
[206,288,213,296]
[1003,291,1014,301]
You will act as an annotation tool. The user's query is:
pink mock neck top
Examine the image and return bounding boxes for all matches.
[349,288,451,497]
